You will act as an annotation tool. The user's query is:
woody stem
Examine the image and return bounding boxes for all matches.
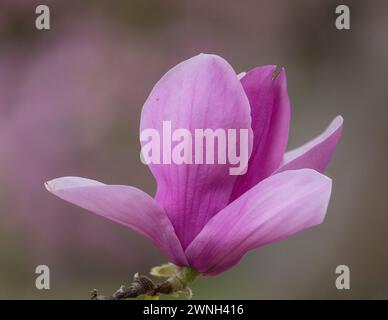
[91,266,200,300]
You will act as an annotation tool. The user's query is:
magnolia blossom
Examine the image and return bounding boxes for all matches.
[46,54,343,275]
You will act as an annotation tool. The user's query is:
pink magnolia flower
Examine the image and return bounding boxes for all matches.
[45,54,343,275]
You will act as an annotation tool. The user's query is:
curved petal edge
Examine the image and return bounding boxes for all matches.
[278,115,343,173]
[186,169,332,275]
[45,176,188,266]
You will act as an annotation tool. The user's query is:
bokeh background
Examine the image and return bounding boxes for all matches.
[0,0,387,299]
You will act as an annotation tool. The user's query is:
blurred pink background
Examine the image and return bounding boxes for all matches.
[0,0,387,299]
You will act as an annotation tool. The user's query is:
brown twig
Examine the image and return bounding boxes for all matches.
[90,267,199,300]
[91,273,165,300]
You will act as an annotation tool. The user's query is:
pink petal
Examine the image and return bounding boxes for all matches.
[186,169,331,275]
[230,66,290,201]
[45,177,188,265]
[140,54,252,249]
[278,116,343,173]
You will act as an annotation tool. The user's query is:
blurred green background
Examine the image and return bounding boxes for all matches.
[0,0,387,299]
